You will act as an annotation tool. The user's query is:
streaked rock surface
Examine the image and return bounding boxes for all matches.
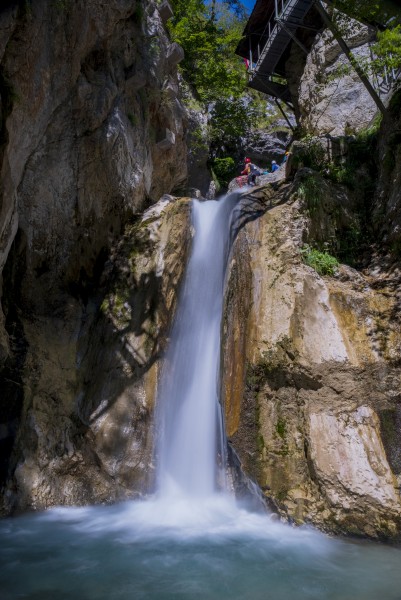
[222,180,401,538]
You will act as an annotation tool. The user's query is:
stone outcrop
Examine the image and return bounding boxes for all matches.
[285,11,382,136]
[180,79,211,197]
[243,126,292,169]
[1,195,192,513]
[0,0,188,364]
[221,176,401,539]
[0,0,192,512]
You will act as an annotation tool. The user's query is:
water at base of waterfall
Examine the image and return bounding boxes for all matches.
[1,497,401,600]
[2,196,401,599]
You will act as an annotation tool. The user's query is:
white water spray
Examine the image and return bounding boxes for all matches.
[3,194,401,600]
[156,194,237,499]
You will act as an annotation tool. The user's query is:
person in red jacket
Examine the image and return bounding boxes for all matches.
[241,157,258,186]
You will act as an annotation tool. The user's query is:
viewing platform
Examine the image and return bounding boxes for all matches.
[236,0,400,110]
[236,0,317,105]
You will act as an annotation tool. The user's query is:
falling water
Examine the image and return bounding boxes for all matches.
[156,194,236,498]
[2,193,401,599]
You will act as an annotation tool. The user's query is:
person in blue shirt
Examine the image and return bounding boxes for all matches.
[271,160,279,172]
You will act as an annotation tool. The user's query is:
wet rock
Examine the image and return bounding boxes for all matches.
[221,178,401,539]
[1,196,192,514]
[298,21,378,136]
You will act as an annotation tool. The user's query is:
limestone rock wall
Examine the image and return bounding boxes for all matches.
[2,195,192,514]
[288,14,379,136]
[0,0,192,513]
[0,0,188,363]
[222,180,401,539]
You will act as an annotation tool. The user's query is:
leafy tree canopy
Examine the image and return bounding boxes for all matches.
[331,0,401,27]
[168,0,248,102]
[330,0,401,75]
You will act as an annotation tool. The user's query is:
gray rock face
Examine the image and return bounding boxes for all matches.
[182,93,211,196]
[297,22,378,135]
[0,0,190,511]
[221,177,401,539]
[0,0,188,334]
[1,195,192,513]
[243,127,292,167]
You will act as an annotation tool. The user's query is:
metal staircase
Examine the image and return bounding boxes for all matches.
[236,0,316,105]
[249,0,314,79]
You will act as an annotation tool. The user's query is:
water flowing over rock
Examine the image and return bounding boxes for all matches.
[1,0,401,547]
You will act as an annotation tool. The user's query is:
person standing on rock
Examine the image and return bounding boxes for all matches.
[271,160,279,172]
[241,157,258,186]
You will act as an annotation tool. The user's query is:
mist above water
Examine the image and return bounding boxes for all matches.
[2,497,401,600]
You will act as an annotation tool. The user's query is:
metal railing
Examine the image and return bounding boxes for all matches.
[373,53,401,95]
[248,0,293,66]
[248,0,311,75]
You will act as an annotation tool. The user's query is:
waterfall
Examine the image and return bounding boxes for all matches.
[3,193,401,600]
[156,193,237,499]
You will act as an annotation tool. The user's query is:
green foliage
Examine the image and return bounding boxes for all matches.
[248,91,283,129]
[127,113,137,127]
[331,0,401,27]
[297,175,323,214]
[301,245,339,276]
[327,117,381,188]
[276,418,286,439]
[326,164,355,187]
[257,433,265,452]
[168,0,247,103]
[293,137,326,171]
[101,288,131,328]
[372,26,401,73]
[189,124,209,154]
[133,3,144,24]
[326,2,401,89]
[211,156,236,187]
[209,96,252,156]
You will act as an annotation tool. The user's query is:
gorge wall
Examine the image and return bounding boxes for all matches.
[220,68,401,538]
[0,0,192,513]
[0,0,401,543]
[222,164,401,539]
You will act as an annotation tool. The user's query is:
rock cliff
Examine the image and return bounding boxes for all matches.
[0,0,191,512]
[221,157,401,539]
[2,192,191,513]
[297,20,378,136]
[1,0,400,544]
